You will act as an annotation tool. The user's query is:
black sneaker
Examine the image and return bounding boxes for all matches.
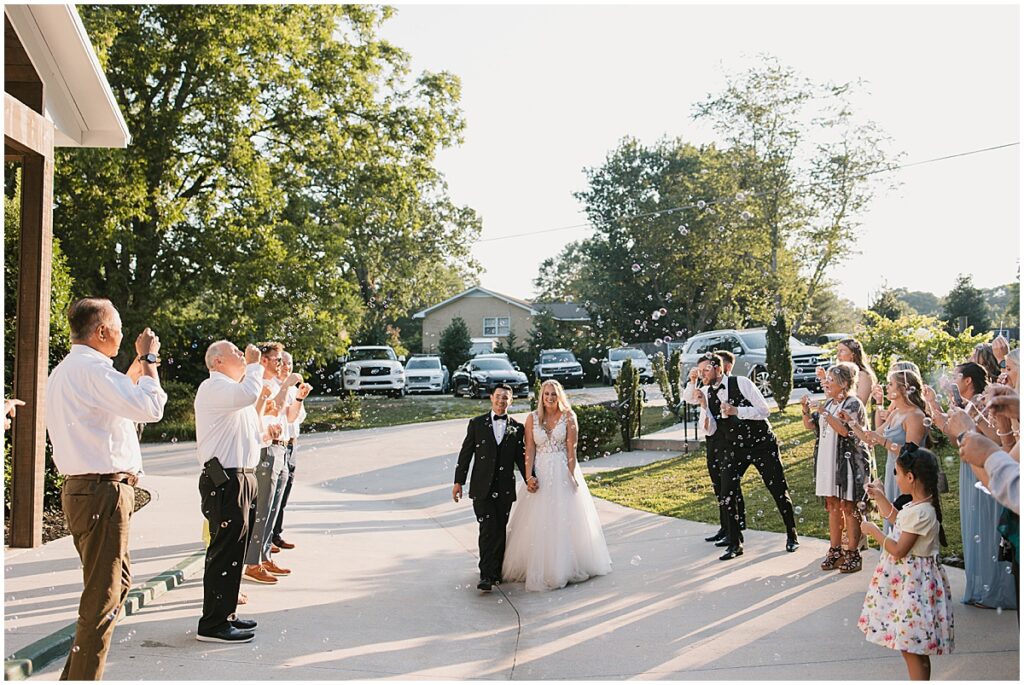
[230,618,258,631]
[704,530,726,542]
[196,626,255,643]
[477,579,492,592]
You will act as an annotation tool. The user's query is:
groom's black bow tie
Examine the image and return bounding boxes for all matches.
[492,415,507,421]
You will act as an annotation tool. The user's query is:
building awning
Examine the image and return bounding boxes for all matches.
[6,4,130,148]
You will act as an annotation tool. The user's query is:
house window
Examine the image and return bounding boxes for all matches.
[483,317,510,337]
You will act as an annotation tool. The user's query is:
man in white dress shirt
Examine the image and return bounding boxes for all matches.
[681,351,746,546]
[45,298,167,680]
[193,340,265,643]
[689,353,798,560]
[242,342,299,583]
[271,351,310,551]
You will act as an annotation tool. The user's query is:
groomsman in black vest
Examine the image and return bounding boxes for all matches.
[684,355,745,545]
[453,384,535,592]
[698,352,799,560]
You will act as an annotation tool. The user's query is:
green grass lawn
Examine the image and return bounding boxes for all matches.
[586,404,965,562]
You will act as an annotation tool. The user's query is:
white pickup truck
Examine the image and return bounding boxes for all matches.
[341,346,407,397]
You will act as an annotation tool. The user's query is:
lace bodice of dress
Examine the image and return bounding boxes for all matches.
[533,411,568,454]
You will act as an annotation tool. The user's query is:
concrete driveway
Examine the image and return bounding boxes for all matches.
[22,414,1019,680]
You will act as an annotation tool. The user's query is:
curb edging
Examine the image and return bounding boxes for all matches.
[3,549,205,681]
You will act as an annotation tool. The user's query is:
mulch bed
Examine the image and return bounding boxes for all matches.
[4,487,151,545]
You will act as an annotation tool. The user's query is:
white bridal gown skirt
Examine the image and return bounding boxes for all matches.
[502,449,612,591]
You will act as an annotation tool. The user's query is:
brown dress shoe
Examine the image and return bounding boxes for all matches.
[269,544,281,554]
[263,559,292,576]
[243,564,278,584]
[273,538,296,550]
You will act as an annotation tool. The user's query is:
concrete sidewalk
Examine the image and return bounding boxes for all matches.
[8,417,1020,680]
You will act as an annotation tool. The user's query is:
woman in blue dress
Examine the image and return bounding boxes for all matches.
[924,362,1016,609]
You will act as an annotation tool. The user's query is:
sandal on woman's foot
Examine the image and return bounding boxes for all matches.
[820,546,843,571]
[839,549,862,573]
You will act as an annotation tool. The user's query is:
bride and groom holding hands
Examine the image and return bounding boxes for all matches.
[452,380,612,592]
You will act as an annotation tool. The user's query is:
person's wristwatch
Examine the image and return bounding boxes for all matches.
[138,353,158,364]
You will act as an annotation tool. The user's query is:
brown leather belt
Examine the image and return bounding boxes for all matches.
[66,472,139,487]
[224,468,255,475]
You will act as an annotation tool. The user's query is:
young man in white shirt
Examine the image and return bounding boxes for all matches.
[682,352,746,545]
[45,298,167,679]
[242,342,299,583]
[271,351,311,551]
[194,340,265,643]
[695,352,799,560]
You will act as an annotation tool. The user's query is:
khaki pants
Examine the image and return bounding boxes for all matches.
[59,479,134,681]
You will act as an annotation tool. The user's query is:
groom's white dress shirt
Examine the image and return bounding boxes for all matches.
[491,411,507,444]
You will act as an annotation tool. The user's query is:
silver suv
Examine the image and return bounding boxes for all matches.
[679,328,825,397]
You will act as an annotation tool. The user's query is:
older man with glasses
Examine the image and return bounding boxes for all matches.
[45,298,167,678]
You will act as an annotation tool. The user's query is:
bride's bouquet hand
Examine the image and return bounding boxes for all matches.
[568,470,579,491]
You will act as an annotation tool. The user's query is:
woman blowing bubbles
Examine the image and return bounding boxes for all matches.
[802,362,874,574]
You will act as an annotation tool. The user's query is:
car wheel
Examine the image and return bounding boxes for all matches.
[750,367,773,398]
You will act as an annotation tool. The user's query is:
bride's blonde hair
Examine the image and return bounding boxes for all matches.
[536,379,572,424]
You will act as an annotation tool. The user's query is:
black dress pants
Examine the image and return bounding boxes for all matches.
[721,442,796,547]
[199,471,256,634]
[706,435,745,534]
[472,492,514,581]
[272,447,296,541]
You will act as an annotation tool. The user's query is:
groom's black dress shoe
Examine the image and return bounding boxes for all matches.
[786,538,799,553]
[705,530,727,542]
[196,626,255,643]
[477,579,493,592]
[714,539,731,548]
[719,545,744,561]
[230,618,257,631]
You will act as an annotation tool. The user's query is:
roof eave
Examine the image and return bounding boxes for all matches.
[6,4,131,149]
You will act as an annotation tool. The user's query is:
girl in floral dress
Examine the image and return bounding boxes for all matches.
[859,446,954,680]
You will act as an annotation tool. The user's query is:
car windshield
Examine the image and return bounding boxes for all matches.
[472,359,514,371]
[406,359,439,370]
[540,352,575,364]
[610,349,646,361]
[349,348,397,362]
[737,332,805,350]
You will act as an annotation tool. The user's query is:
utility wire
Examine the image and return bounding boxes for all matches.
[477,141,1019,244]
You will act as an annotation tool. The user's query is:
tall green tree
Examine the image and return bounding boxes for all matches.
[567,138,793,343]
[58,5,479,380]
[438,317,471,374]
[942,274,991,334]
[869,286,913,321]
[892,288,942,317]
[692,56,897,399]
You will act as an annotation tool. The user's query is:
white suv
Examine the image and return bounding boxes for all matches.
[342,346,406,397]
[601,347,653,385]
[404,355,448,394]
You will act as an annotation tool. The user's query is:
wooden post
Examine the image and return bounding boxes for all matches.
[6,92,54,548]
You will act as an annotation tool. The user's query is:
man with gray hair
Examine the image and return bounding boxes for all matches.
[45,297,166,679]
[193,340,265,643]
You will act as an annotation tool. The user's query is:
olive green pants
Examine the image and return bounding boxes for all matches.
[59,479,134,681]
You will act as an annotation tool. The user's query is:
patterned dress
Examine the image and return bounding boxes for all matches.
[859,501,954,655]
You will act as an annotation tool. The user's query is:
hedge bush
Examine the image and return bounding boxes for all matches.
[574,404,619,459]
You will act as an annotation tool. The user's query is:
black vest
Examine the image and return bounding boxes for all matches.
[718,376,775,450]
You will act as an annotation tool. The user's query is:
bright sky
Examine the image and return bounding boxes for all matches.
[380,3,1020,308]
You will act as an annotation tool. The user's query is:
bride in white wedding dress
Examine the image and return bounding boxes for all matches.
[502,380,612,591]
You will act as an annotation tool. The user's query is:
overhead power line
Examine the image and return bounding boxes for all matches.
[477,141,1019,244]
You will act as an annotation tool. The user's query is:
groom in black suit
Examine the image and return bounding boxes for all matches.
[452,384,535,592]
